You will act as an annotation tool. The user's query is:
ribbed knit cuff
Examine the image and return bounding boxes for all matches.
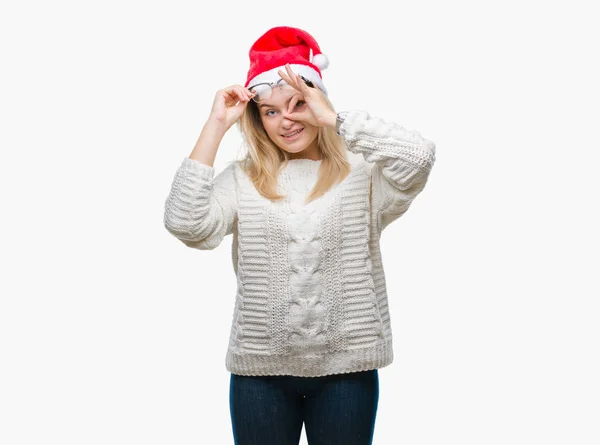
[181,156,215,181]
[338,110,436,172]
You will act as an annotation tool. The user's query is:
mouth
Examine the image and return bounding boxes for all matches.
[282,128,304,141]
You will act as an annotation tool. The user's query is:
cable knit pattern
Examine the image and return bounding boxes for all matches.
[279,161,327,357]
[163,109,436,377]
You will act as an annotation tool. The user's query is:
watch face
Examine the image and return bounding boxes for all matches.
[336,113,345,134]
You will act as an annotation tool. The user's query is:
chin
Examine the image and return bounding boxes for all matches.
[280,144,312,155]
[282,145,308,153]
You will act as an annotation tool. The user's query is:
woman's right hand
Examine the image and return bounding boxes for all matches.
[208,85,255,130]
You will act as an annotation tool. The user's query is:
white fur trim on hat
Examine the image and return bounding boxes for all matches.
[247,64,328,96]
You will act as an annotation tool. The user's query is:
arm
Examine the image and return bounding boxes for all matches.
[338,110,436,232]
[163,157,238,250]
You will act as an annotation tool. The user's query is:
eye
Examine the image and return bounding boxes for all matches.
[264,101,305,117]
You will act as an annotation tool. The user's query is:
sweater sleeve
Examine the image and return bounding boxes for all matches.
[338,110,436,233]
[163,157,238,250]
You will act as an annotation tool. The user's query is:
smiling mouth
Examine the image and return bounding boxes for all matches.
[283,128,304,138]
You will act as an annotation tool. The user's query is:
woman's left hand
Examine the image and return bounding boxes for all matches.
[277,64,337,129]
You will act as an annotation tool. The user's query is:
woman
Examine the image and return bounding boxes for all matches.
[164,26,436,445]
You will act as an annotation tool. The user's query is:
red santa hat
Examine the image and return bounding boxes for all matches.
[244,26,330,96]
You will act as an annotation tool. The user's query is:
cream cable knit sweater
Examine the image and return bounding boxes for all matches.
[164,109,436,377]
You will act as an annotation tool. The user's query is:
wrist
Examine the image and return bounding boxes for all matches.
[322,110,337,130]
[206,115,230,135]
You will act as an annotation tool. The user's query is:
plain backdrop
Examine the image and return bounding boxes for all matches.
[1,1,599,444]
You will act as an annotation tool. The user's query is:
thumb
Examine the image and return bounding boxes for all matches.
[283,109,307,122]
[235,98,250,111]
[231,100,248,120]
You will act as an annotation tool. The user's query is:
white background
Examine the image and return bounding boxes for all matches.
[1,0,599,444]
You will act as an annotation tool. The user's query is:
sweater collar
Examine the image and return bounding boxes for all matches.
[283,158,322,173]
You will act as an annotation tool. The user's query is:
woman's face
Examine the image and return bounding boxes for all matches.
[256,85,320,159]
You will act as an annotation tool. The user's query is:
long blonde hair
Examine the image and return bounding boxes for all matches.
[235,90,351,204]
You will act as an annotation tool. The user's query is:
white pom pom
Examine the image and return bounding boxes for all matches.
[312,53,329,70]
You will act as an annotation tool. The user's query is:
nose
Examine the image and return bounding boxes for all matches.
[281,115,295,130]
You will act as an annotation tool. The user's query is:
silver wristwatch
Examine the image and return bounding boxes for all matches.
[335,112,348,135]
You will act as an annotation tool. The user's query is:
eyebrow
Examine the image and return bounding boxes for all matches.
[258,97,294,109]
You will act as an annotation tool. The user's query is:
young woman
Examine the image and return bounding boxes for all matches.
[164,26,436,445]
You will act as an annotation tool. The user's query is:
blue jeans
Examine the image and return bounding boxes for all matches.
[229,369,379,445]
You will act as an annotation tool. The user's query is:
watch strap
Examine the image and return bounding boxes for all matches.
[335,111,348,135]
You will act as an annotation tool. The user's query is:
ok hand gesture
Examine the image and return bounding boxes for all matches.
[277,64,337,129]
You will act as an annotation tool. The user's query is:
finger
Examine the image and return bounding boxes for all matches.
[277,68,295,89]
[234,86,249,102]
[284,101,306,121]
[279,64,301,90]
[239,87,250,101]
[287,93,299,114]
[230,87,243,103]
[286,110,308,122]
[239,87,252,101]
[245,86,256,100]
[295,74,315,99]
[295,74,308,94]
[285,64,299,87]
[227,85,245,99]
[284,110,299,121]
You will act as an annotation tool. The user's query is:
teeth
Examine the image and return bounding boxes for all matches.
[285,129,302,137]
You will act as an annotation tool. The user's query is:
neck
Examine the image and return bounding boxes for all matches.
[286,142,322,161]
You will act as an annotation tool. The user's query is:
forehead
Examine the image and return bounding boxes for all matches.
[258,84,297,108]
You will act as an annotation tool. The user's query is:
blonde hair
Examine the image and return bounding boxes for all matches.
[235,89,351,204]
